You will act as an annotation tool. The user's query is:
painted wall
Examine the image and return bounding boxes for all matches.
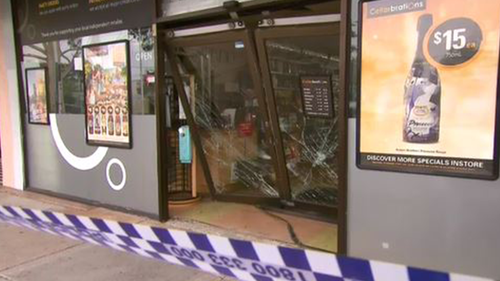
[0,0,25,190]
[347,118,500,279]
[25,114,160,217]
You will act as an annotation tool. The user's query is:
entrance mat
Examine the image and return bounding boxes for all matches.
[0,205,492,281]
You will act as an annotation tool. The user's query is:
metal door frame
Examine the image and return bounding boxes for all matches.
[163,25,286,206]
[254,20,343,215]
[254,12,350,254]
[156,4,350,254]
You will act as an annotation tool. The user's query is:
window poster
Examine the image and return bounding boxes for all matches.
[83,41,131,148]
[357,0,500,179]
[16,0,155,45]
[26,67,49,125]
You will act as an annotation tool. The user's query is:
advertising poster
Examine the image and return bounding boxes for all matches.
[26,68,49,125]
[83,41,131,148]
[357,0,500,179]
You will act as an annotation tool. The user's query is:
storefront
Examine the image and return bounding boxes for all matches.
[5,0,500,278]
[9,0,348,253]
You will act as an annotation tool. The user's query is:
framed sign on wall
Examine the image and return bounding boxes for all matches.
[26,67,50,125]
[357,0,500,179]
[83,40,132,149]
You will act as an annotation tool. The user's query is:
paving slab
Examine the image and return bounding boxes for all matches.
[0,223,82,272]
[0,224,224,281]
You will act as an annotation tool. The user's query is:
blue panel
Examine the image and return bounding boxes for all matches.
[408,267,450,281]
[229,239,260,261]
[43,211,63,225]
[279,247,312,271]
[212,265,237,277]
[22,208,42,221]
[179,126,192,164]
[4,206,21,217]
[66,214,87,229]
[188,232,216,253]
[91,218,112,233]
[148,241,172,255]
[118,235,139,248]
[152,227,177,245]
[338,256,374,281]
[119,222,141,238]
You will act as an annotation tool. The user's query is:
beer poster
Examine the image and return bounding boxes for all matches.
[83,41,131,148]
[357,0,500,179]
[26,68,49,125]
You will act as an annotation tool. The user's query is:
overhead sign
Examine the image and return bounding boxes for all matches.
[357,0,500,179]
[15,0,155,45]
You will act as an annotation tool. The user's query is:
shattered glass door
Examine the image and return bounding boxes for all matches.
[264,34,340,207]
[173,41,279,198]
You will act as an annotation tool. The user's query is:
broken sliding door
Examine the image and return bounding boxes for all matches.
[256,22,341,208]
[168,30,280,200]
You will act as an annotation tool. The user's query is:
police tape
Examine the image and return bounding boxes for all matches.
[0,205,493,281]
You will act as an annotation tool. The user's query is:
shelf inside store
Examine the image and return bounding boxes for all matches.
[270,71,299,76]
[273,86,299,91]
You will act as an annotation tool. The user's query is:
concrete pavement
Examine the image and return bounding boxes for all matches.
[0,185,335,280]
[0,218,228,281]
[0,187,240,281]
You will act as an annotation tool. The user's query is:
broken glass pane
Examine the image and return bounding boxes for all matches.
[265,34,340,207]
[175,43,279,197]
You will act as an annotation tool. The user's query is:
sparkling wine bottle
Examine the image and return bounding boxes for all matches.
[403,14,441,143]
[107,106,114,136]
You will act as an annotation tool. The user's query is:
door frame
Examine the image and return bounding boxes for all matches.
[164,26,286,206]
[254,21,343,215]
[161,18,348,214]
[157,4,350,255]
[254,15,348,254]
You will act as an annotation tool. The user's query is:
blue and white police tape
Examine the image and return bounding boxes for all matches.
[0,205,492,281]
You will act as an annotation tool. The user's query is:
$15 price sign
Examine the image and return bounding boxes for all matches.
[428,18,483,66]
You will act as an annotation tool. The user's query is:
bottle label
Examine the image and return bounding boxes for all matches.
[404,76,440,142]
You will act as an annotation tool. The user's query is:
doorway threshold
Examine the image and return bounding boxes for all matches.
[168,198,338,253]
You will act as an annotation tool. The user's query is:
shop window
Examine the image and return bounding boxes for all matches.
[21,28,156,115]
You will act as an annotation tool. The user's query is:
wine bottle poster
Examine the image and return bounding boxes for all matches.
[83,40,132,149]
[357,0,500,179]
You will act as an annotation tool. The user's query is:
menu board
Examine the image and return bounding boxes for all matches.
[300,76,334,118]
[357,0,500,179]
[83,41,131,148]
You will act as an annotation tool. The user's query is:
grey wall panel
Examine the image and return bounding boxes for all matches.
[25,114,159,216]
[347,118,500,279]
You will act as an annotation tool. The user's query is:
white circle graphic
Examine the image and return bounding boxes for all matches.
[50,114,108,171]
[106,158,126,191]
